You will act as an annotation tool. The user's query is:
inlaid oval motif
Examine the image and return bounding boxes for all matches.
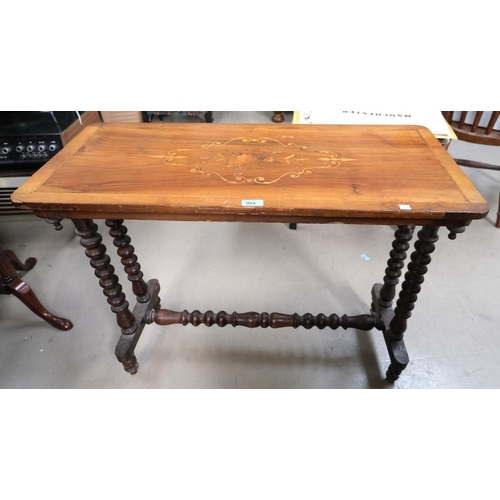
[150,137,356,185]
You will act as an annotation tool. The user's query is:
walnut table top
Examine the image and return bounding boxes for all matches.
[11,123,489,225]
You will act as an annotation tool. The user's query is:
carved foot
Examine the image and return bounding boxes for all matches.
[120,353,139,375]
[383,334,409,382]
[386,363,403,382]
[8,277,73,330]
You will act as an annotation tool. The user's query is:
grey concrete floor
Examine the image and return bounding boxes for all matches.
[1,111,499,388]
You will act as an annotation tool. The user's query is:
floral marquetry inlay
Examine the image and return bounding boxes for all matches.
[149,137,356,185]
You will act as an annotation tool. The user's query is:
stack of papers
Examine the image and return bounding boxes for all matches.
[293,111,456,139]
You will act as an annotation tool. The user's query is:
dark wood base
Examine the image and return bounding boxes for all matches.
[66,219,462,381]
[115,279,161,374]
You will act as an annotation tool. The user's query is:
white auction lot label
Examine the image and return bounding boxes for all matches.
[241,200,264,207]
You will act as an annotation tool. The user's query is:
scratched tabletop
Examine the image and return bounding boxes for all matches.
[11,123,489,225]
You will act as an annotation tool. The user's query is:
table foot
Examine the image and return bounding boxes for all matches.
[384,335,409,381]
[122,355,139,375]
[115,279,161,374]
[372,283,409,381]
[386,362,405,382]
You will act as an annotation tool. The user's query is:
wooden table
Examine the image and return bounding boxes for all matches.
[11,123,489,381]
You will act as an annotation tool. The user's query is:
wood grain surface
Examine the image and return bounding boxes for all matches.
[11,123,489,225]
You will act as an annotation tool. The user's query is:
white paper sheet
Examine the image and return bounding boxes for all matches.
[295,110,455,138]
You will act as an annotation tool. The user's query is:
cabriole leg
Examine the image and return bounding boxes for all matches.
[0,249,73,331]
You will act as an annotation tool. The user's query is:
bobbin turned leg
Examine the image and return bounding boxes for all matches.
[374,225,415,311]
[105,219,151,303]
[72,218,140,374]
[371,225,414,380]
[384,226,440,381]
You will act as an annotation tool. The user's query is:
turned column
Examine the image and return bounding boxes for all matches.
[378,225,415,308]
[72,219,139,372]
[105,219,150,303]
[385,225,440,380]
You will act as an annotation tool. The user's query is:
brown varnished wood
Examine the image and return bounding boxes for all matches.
[11,123,489,225]
[0,248,73,330]
[153,308,382,331]
[105,219,150,303]
[442,111,500,226]
[471,112,483,133]
[459,112,467,129]
[60,111,101,146]
[486,112,500,135]
[24,210,476,227]
[72,219,138,334]
[443,111,500,146]
[378,225,415,308]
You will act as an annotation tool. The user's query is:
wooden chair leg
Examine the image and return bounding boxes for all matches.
[0,249,73,331]
[7,277,73,330]
[1,249,36,272]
